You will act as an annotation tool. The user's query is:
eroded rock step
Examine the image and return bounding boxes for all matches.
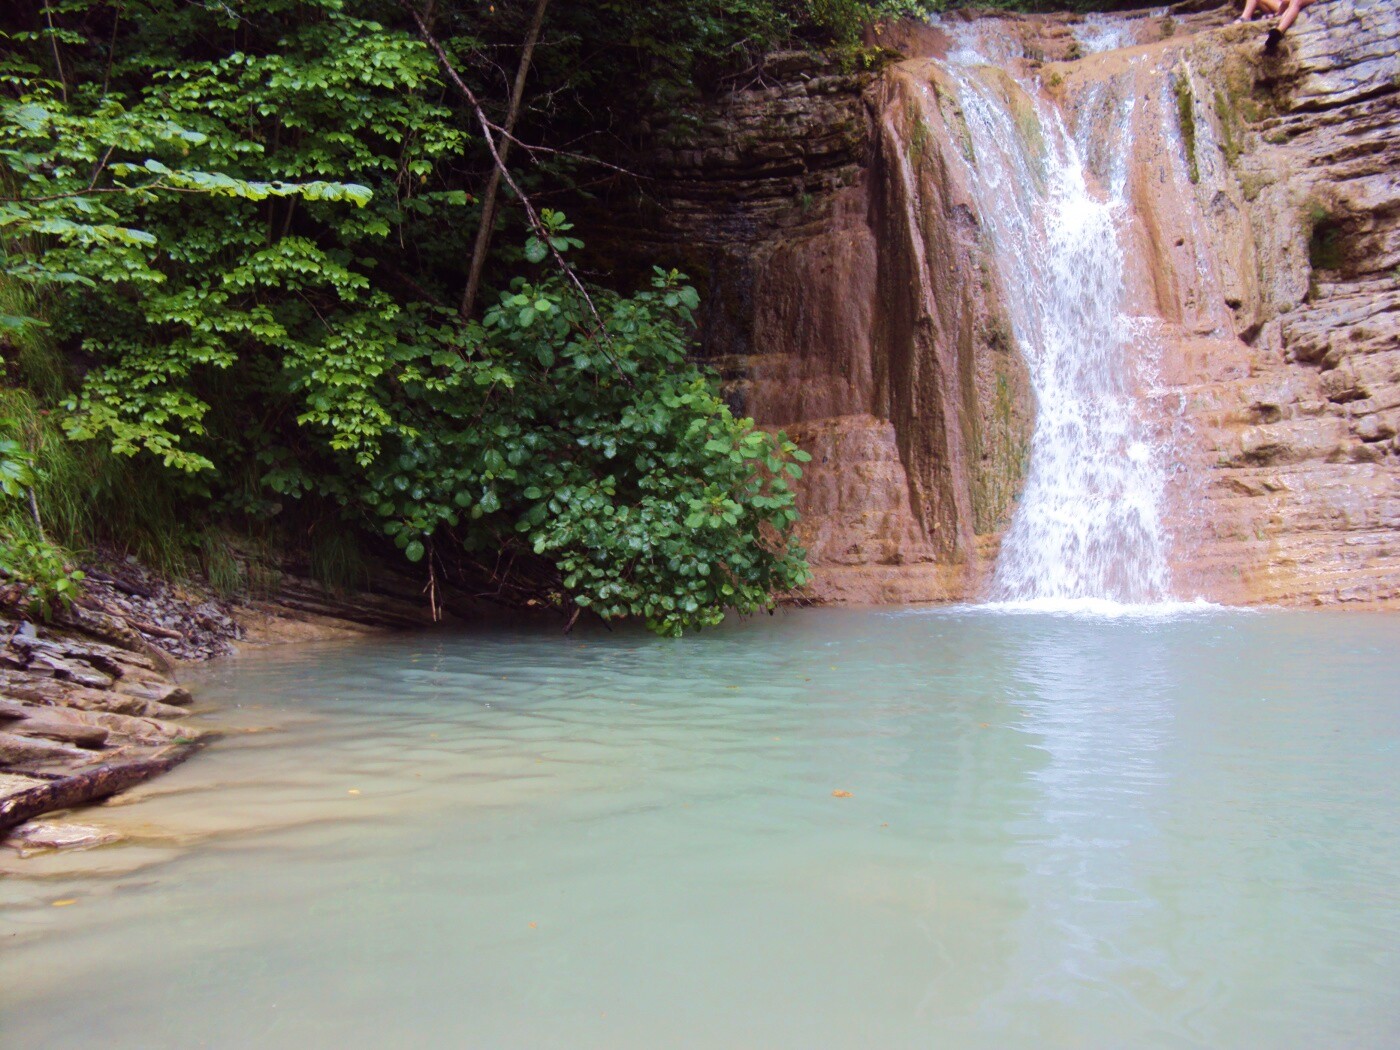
[0,616,211,843]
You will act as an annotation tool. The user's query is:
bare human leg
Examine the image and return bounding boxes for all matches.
[1277,0,1318,34]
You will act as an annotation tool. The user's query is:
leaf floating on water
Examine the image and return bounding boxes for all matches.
[347,789,361,796]
[51,899,77,907]
[528,922,537,929]
[832,790,853,798]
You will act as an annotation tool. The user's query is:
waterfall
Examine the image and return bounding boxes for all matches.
[932,34,1175,607]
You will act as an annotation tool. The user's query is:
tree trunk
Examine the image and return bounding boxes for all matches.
[460,0,551,320]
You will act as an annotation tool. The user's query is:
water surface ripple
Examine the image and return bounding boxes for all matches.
[2,609,1397,1048]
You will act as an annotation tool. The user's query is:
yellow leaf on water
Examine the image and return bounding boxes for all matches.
[528,922,537,929]
[347,789,361,796]
[832,790,853,798]
[51,899,77,907]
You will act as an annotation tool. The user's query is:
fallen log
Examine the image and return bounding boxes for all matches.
[0,743,207,836]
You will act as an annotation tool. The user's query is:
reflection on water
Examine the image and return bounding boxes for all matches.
[985,618,1178,1042]
[2,609,1398,1049]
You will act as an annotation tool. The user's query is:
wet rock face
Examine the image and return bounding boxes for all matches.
[1109,0,1400,606]
[603,51,1033,602]
[964,0,1398,608]
[619,1,1397,606]
[937,0,1398,607]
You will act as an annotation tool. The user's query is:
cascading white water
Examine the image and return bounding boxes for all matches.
[933,36,1174,606]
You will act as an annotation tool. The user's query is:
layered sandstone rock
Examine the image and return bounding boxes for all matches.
[1194,1,1398,606]
[611,0,1397,607]
[0,615,208,837]
[1044,0,1400,606]
[604,51,1034,602]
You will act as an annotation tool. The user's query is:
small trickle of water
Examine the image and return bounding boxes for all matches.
[936,35,1172,606]
[1072,15,1132,56]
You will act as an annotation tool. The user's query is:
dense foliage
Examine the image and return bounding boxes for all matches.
[0,0,862,632]
[2,0,1132,629]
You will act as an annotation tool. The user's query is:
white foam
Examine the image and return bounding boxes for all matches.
[975,596,1228,619]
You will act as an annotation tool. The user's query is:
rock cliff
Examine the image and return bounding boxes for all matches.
[620,0,1398,607]
[1139,0,1400,605]
[608,50,1034,602]
[1032,0,1398,606]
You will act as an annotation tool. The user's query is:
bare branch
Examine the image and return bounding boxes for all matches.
[397,0,633,386]
[462,0,551,320]
[485,124,642,180]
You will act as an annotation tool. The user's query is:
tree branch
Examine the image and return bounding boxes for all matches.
[462,0,551,320]
[398,0,632,386]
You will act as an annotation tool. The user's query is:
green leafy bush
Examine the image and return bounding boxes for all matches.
[345,256,813,636]
[0,412,84,618]
[1,1,813,632]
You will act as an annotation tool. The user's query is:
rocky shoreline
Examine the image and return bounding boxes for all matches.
[0,560,447,852]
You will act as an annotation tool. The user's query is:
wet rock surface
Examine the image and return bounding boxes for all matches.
[618,0,1396,607]
[1110,0,1400,606]
[1,559,448,847]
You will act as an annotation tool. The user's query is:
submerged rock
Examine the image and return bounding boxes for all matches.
[6,820,122,854]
